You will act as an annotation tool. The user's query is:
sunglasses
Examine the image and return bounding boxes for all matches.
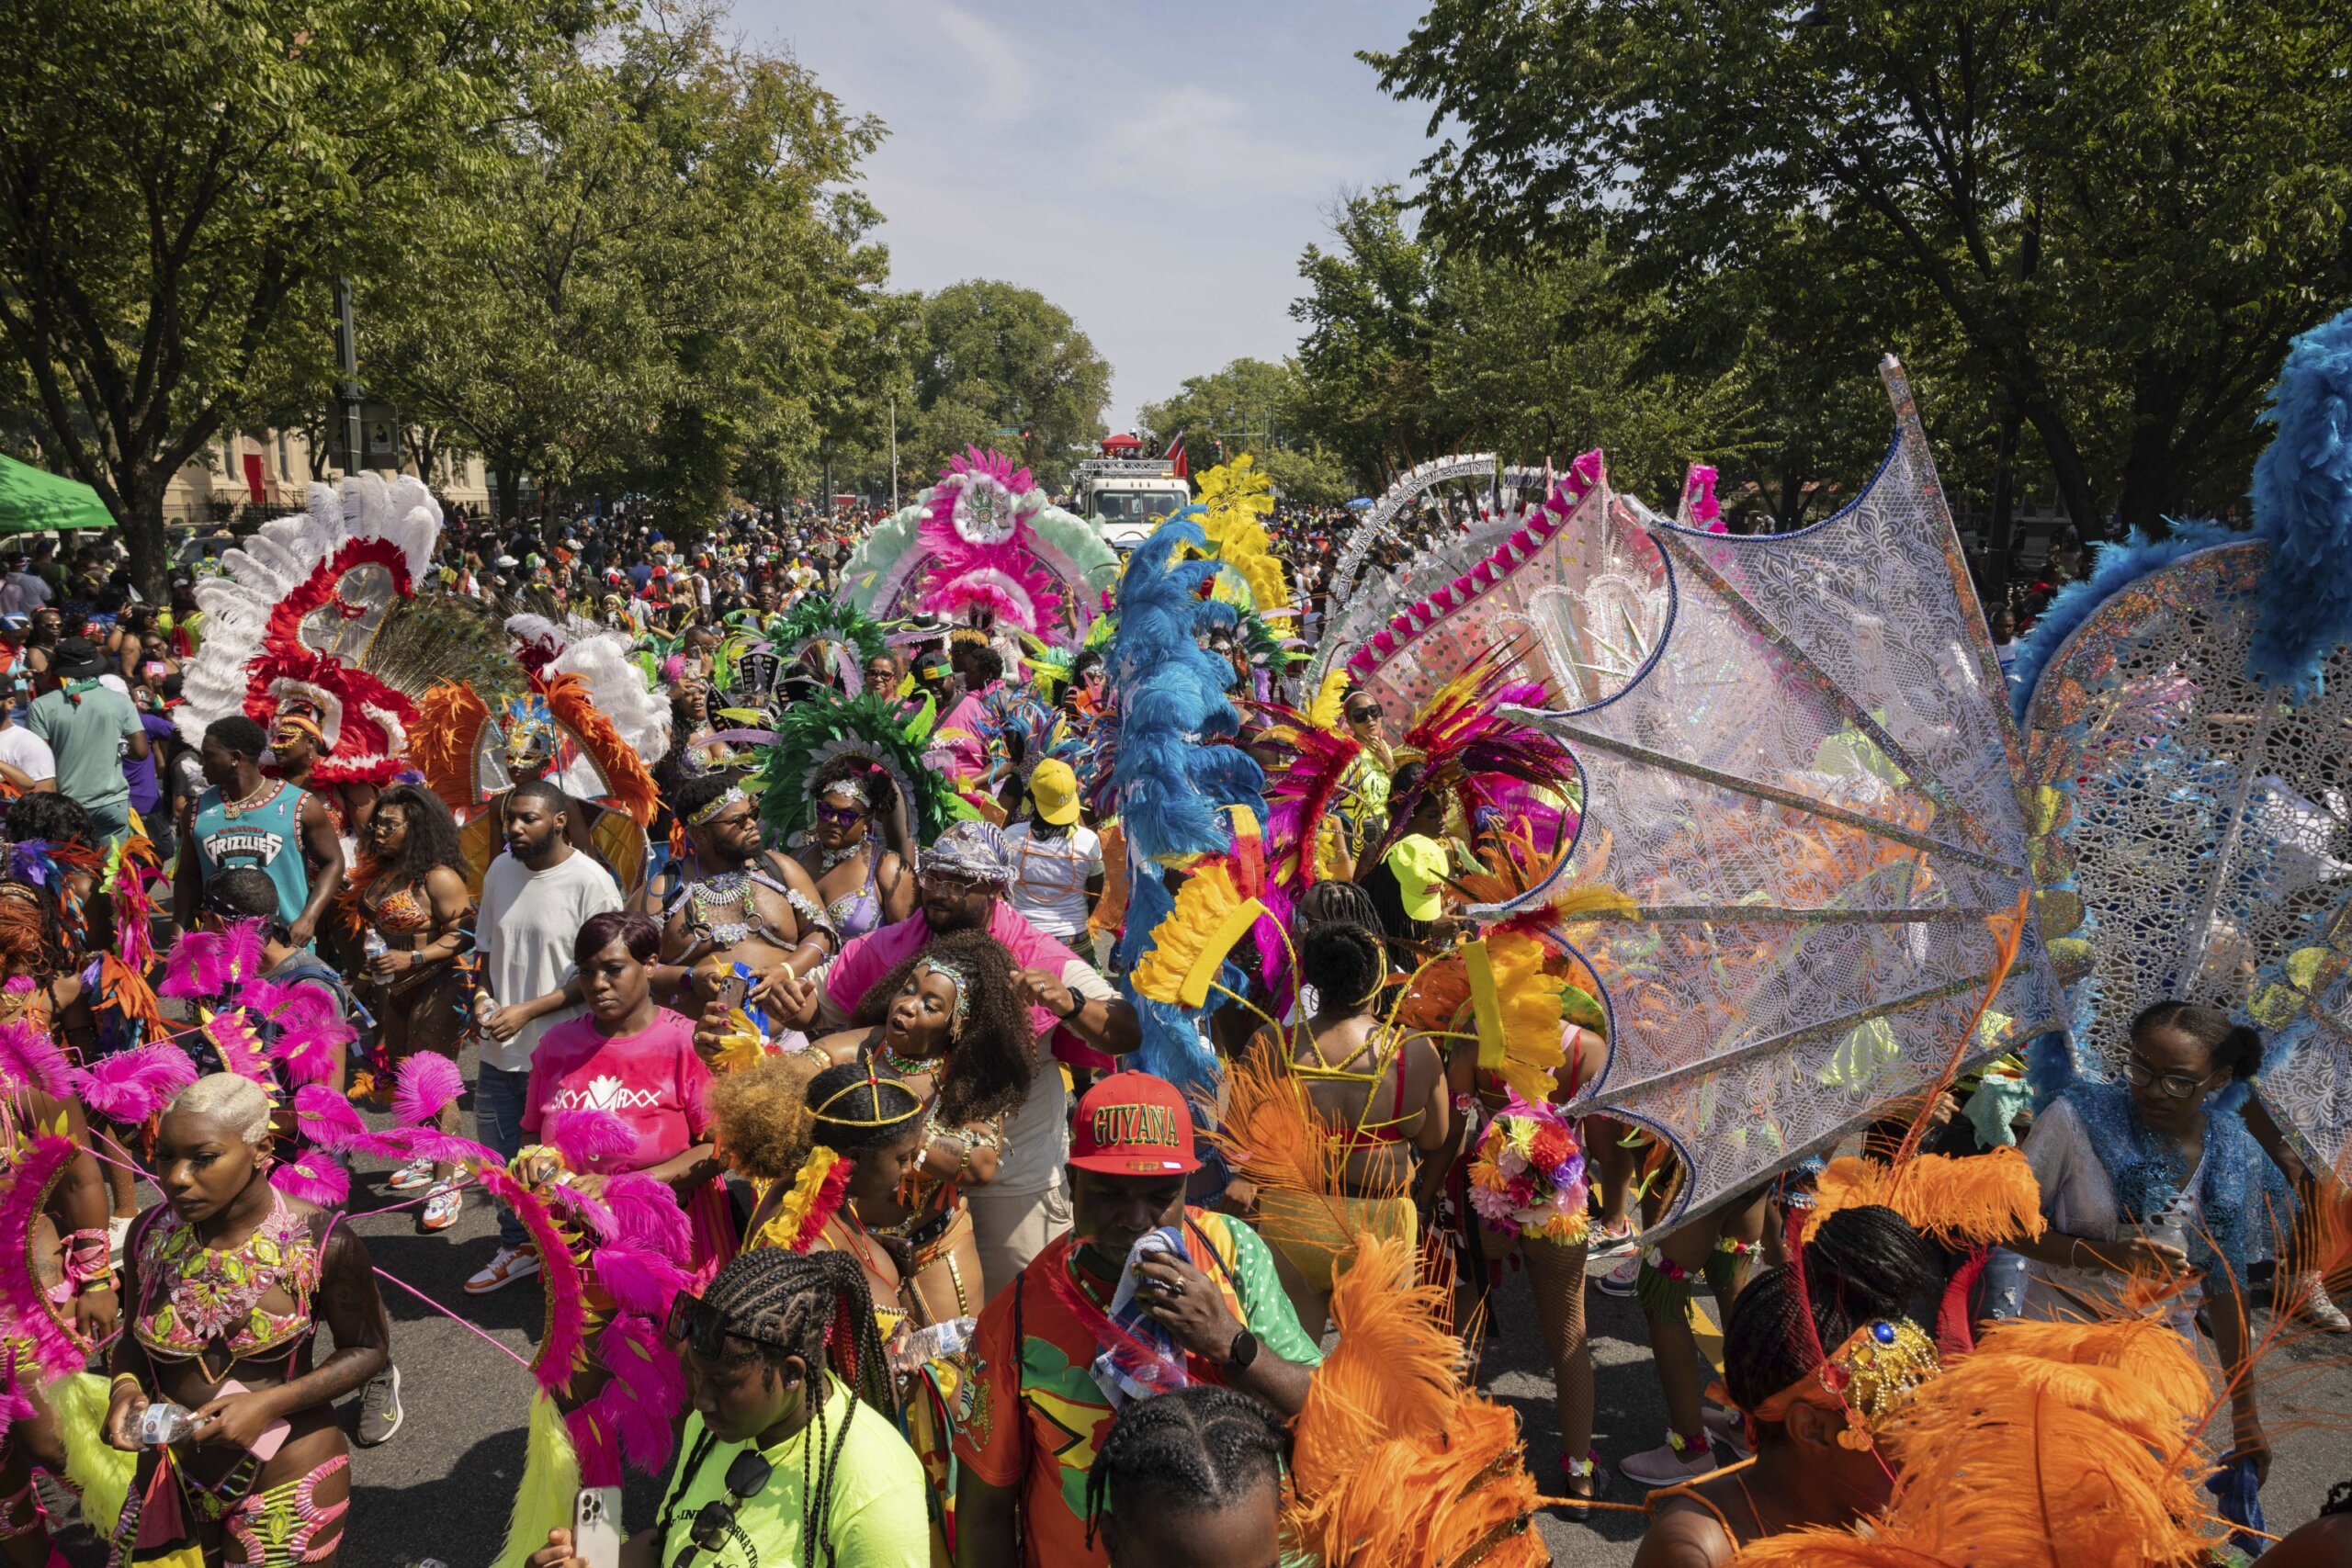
[814,802,865,828]
[1346,705,1381,723]
[673,1450,775,1568]
[918,868,989,894]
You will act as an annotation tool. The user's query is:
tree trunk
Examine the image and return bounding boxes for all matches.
[2113,364,2189,537]
[2019,392,2104,541]
[489,463,516,525]
[119,467,174,604]
[1984,404,2023,609]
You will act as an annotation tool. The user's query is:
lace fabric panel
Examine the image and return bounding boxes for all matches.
[1359,481,1673,720]
[1456,373,2058,1227]
[2024,540,2352,1178]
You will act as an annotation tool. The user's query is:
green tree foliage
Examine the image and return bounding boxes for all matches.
[1367,0,2352,541]
[905,281,1110,491]
[1288,190,1749,509]
[364,2,887,532]
[1136,356,1356,502]
[1137,357,1299,463]
[0,0,594,595]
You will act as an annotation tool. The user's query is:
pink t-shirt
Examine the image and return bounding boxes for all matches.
[820,901,1117,1071]
[521,1008,713,1176]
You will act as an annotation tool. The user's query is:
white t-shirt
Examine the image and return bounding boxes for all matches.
[0,725,56,786]
[1002,821,1102,941]
[0,573,51,615]
[476,846,624,1073]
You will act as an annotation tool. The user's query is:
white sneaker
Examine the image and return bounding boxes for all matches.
[1595,1254,1642,1297]
[2289,1271,2351,1333]
[463,1244,540,1295]
[1619,1436,1719,1488]
[387,1158,437,1192]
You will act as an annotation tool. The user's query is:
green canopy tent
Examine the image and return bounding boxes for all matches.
[0,453,113,535]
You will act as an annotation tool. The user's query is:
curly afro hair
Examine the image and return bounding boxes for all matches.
[850,927,1035,1128]
[706,1054,825,1183]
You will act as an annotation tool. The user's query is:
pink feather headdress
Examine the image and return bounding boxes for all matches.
[0,1137,96,1382]
[916,446,1062,633]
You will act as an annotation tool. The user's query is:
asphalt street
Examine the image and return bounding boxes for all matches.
[42,1042,2352,1565]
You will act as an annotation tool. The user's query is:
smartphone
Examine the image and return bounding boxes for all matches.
[210,1378,291,1463]
[716,965,749,1014]
[571,1486,624,1568]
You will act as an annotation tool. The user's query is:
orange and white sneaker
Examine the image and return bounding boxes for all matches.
[464,1243,539,1295]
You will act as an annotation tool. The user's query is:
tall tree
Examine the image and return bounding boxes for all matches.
[1369,0,2352,538]
[365,2,886,531]
[0,0,591,596]
[1137,357,1302,464]
[908,280,1110,491]
[1289,189,1748,505]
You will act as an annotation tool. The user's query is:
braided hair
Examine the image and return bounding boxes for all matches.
[1084,1383,1291,1546]
[690,1247,899,1567]
[1298,921,1385,1018]
[1724,1204,1935,1430]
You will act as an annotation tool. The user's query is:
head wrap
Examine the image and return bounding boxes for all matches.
[924,821,1014,888]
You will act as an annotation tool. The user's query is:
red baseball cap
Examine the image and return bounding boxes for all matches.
[1069,1071,1200,1176]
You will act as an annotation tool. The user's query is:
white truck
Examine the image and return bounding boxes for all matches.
[1070,457,1191,552]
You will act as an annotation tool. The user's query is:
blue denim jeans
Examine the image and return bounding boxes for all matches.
[472,1061,534,1250]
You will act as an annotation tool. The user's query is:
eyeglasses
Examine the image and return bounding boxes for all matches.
[2121,1057,2222,1100]
[814,802,865,827]
[918,868,989,894]
[672,1450,775,1568]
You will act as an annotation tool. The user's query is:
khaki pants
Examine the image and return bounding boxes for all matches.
[966,1179,1072,1307]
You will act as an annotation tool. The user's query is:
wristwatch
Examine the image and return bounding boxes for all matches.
[1223,1327,1259,1378]
[1057,989,1084,1021]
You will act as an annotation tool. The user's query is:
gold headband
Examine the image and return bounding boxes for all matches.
[812,1066,924,1128]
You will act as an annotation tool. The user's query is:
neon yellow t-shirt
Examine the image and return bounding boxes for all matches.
[657,1375,929,1567]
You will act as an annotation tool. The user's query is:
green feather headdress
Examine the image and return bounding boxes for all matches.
[753,689,972,845]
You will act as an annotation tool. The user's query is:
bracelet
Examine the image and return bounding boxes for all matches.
[1057,990,1084,1021]
[953,1141,974,1181]
[111,1373,141,1395]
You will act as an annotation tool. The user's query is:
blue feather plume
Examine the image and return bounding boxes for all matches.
[2007,520,2236,724]
[2248,307,2352,701]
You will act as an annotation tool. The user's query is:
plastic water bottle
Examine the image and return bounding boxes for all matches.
[893,1316,978,1371]
[138,1403,198,1445]
[362,929,389,964]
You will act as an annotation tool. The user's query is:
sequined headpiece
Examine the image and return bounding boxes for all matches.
[912,955,974,1038]
[688,784,750,829]
[1747,1316,1939,1449]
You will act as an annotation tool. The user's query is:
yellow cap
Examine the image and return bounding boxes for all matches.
[1030,759,1082,826]
[1385,833,1448,921]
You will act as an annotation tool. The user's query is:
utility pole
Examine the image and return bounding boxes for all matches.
[889,397,899,511]
[333,276,363,478]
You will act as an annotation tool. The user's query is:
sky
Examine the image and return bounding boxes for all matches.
[737,0,1439,428]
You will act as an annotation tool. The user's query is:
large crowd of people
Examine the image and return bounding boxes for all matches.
[0,434,2343,1568]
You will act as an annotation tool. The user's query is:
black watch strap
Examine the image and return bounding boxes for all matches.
[1224,1326,1259,1377]
[1057,989,1084,1021]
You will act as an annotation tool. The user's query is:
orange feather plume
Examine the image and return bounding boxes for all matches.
[1804,1148,2047,1249]
[542,671,660,828]
[1729,1314,2225,1568]
[412,682,491,816]
[1286,1234,1546,1568]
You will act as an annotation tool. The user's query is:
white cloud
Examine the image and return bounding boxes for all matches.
[741,0,1434,421]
